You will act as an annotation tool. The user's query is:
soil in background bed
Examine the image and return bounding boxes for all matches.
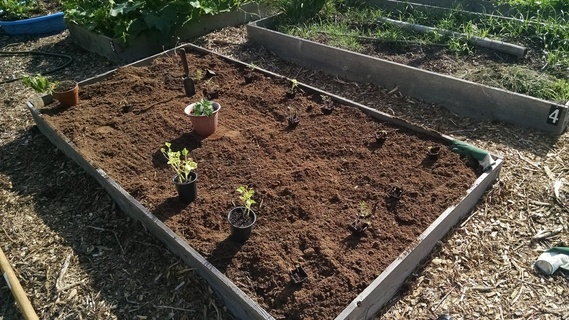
[42,50,479,319]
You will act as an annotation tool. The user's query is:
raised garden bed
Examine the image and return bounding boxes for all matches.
[67,2,268,64]
[246,7,569,135]
[25,44,502,319]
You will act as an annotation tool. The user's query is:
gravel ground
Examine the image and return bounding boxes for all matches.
[2,23,569,320]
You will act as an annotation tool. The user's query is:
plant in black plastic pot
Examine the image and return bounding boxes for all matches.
[161,142,198,203]
[227,186,257,243]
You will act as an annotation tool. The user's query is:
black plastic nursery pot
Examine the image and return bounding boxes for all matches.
[173,172,198,203]
[227,206,257,243]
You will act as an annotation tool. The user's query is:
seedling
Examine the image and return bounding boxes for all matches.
[191,98,214,116]
[247,63,258,70]
[321,95,334,114]
[195,69,204,81]
[291,79,299,91]
[22,74,58,95]
[349,201,373,235]
[427,146,441,160]
[375,130,388,143]
[286,79,300,98]
[287,112,300,128]
[161,142,197,183]
[236,186,256,218]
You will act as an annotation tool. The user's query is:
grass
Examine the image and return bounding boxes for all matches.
[273,0,569,104]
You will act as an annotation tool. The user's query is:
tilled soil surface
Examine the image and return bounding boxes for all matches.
[39,49,479,319]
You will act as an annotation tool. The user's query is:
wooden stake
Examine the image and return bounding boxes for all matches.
[0,247,39,320]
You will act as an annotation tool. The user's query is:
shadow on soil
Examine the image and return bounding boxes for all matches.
[0,127,227,319]
[207,237,245,273]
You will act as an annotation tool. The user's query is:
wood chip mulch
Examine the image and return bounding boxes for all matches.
[1,25,569,320]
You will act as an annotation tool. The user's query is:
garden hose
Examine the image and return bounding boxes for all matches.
[0,51,73,84]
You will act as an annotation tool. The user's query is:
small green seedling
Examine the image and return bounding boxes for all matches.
[237,186,256,218]
[191,98,214,116]
[195,69,204,81]
[22,74,58,94]
[291,79,299,91]
[357,201,372,226]
[349,201,373,235]
[247,63,258,70]
[161,142,197,183]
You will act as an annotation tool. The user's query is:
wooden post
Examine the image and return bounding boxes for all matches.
[0,247,39,320]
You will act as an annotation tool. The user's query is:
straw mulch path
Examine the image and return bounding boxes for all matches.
[1,25,568,319]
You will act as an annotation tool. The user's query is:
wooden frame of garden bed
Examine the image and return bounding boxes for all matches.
[25,43,503,320]
[67,2,269,65]
[246,15,569,135]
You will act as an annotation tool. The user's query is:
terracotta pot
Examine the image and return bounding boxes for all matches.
[184,102,221,137]
[172,172,197,203]
[227,206,256,243]
[53,81,79,107]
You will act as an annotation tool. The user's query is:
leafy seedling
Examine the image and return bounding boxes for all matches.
[22,74,58,95]
[236,186,256,219]
[348,201,373,235]
[161,142,197,183]
[321,95,334,114]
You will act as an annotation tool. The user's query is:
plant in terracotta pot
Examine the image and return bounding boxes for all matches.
[52,80,80,107]
[184,97,221,138]
[160,142,198,203]
[227,186,257,243]
[22,74,79,107]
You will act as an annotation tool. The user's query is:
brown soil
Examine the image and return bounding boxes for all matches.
[40,48,480,319]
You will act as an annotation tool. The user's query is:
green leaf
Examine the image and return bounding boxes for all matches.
[143,4,178,35]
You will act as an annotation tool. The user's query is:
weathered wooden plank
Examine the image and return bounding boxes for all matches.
[25,101,275,320]
[247,17,568,135]
[336,158,503,319]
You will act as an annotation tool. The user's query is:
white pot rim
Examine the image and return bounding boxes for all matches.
[184,101,221,116]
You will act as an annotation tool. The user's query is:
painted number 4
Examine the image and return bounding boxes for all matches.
[547,106,562,126]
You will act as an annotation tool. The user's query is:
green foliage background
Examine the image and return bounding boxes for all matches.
[63,0,246,43]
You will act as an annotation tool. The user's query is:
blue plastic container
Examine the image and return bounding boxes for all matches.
[0,12,66,35]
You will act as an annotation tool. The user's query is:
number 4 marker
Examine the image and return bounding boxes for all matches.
[547,106,562,125]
